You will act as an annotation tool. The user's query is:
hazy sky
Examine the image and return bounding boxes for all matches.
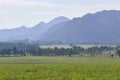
[0,0,120,29]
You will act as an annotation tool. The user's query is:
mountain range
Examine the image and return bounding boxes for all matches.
[0,10,120,44]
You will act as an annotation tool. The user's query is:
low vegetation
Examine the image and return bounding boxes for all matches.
[0,57,120,80]
[0,43,120,57]
[0,43,120,79]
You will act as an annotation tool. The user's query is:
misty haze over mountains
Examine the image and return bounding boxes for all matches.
[0,10,120,44]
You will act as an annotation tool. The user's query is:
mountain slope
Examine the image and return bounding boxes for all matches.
[36,10,120,43]
[0,10,120,44]
[0,26,29,41]
[0,16,70,41]
[29,16,70,39]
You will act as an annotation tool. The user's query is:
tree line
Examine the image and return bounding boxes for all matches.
[0,43,120,57]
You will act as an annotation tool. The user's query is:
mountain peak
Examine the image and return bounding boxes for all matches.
[47,16,70,26]
[82,10,120,17]
[98,10,120,13]
[37,21,46,27]
[33,21,46,28]
[53,16,70,20]
[20,26,27,28]
[39,21,46,25]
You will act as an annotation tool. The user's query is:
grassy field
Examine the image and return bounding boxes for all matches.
[40,45,116,49]
[40,45,96,49]
[40,45,72,49]
[0,57,120,80]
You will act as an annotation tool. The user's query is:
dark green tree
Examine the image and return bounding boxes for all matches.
[12,47,19,56]
[116,50,120,57]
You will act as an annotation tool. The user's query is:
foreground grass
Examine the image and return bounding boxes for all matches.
[0,57,120,80]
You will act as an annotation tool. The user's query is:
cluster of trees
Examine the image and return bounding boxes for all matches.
[0,42,38,56]
[0,43,120,57]
[0,47,26,56]
[28,46,119,57]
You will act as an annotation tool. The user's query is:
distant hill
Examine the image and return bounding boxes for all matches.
[0,10,120,44]
[36,10,120,44]
[0,16,69,41]
[29,16,70,40]
[0,26,28,41]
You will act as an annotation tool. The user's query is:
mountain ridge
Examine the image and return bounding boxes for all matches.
[35,10,120,43]
[0,10,120,44]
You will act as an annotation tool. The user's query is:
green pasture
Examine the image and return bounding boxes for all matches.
[0,57,120,80]
[40,45,116,49]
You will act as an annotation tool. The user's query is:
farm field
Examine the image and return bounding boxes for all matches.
[40,45,116,49]
[0,57,120,80]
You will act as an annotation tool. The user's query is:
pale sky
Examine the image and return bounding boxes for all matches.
[0,0,120,29]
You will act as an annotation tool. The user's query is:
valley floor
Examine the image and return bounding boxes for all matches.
[0,57,120,80]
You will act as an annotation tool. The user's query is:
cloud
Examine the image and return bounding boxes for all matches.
[0,0,120,11]
[0,0,120,19]
[0,0,54,7]
[30,3,120,19]
[0,0,120,29]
